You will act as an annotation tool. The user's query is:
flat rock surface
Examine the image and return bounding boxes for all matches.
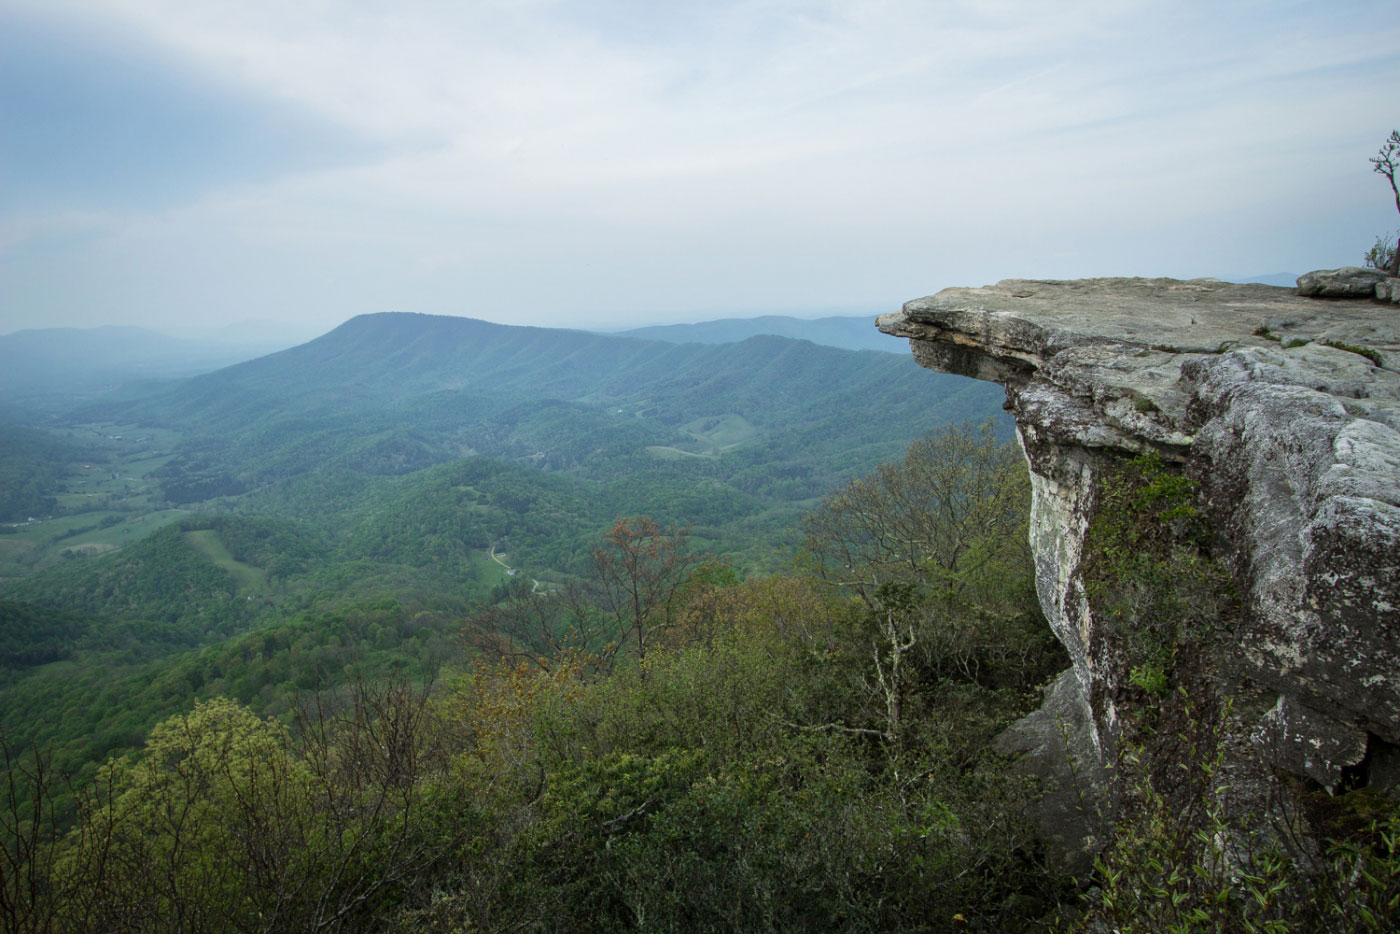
[878,276,1399,454]
[881,276,1397,373]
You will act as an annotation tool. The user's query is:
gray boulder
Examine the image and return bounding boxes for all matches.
[1377,277,1400,304]
[1297,266,1392,298]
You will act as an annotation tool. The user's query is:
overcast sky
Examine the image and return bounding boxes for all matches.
[2,0,1398,337]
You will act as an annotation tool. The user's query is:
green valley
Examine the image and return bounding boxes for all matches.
[0,315,1007,799]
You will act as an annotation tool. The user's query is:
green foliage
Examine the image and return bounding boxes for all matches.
[801,421,1060,745]
[1127,659,1169,695]
[1081,723,1400,933]
[0,595,468,835]
[0,601,90,670]
[1,424,1081,932]
[0,350,1089,934]
[1321,339,1385,367]
[1364,231,1397,272]
[3,575,1074,932]
[1,516,327,638]
[11,680,477,933]
[0,425,80,522]
[444,569,1070,933]
[802,420,1032,604]
[1081,452,1236,711]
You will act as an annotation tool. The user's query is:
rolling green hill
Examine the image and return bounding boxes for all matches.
[84,313,981,428]
[71,313,1002,509]
[0,312,1008,814]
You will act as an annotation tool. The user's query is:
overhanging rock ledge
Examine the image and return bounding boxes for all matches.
[879,276,1400,861]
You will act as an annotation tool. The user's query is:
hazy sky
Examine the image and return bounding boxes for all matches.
[2,0,1398,336]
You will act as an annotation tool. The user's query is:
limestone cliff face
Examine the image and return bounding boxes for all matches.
[879,277,1400,856]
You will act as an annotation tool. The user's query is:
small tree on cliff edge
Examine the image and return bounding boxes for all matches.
[1369,129,1400,274]
[591,516,698,665]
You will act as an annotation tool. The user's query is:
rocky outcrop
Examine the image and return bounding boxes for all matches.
[1377,276,1400,304]
[1296,266,1393,299]
[879,277,1400,858]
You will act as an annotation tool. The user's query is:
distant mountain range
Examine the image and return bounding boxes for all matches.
[1225,272,1299,288]
[63,312,1003,514]
[612,314,899,353]
[0,312,906,412]
[91,312,966,432]
[0,325,302,403]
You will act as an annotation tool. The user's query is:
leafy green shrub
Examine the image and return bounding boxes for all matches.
[1080,728,1400,933]
[1364,232,1397,272]
[1081,452,1237,715]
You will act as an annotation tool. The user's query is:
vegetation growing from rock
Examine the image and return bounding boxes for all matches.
[1075,455,1400,932]
[1369,130,1400,274]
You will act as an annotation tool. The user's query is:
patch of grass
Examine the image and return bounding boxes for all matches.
[76,510,189,548]
[1321,339,1384,367]
[59,543,119,557]
[680,413,758,452]
[645,445,716,461]
[468,549,513,589]
[1284,338,1310,349]
[183,529,269,594]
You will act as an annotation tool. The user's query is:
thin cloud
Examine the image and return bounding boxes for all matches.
[2,0,1398,332]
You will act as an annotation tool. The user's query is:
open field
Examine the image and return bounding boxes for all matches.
[469,549,513,589]
[183,529,269,594]
[680,413,757,452]
[645,445,716,460]
[1,423,190,578]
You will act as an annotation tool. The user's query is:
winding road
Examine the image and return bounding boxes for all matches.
[488,544,548,594]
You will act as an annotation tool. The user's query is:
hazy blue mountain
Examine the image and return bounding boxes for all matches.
[91,312,976,432]
[1224,272,1299,288]
[613,313,901,353]
[0,325,302,401]
[71,312,1005,516]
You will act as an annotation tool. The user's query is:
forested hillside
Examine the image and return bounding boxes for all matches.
[0,316,1009,849]
[0,425,83,522]
[67,314,1001,511]
[4,422,1084,932]
[4,340,1397,929]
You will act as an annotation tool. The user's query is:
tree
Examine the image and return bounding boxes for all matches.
[1,737,62,934]
[42,682,465,932]
[464,577,610,675]
[590,516,699,666]
[801,420,1031,611]
[795,422,1060,763]
[1369,129,1400,275]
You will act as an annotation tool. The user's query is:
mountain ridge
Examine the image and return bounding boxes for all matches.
[86,312,968,433]
[612,313,899,353]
